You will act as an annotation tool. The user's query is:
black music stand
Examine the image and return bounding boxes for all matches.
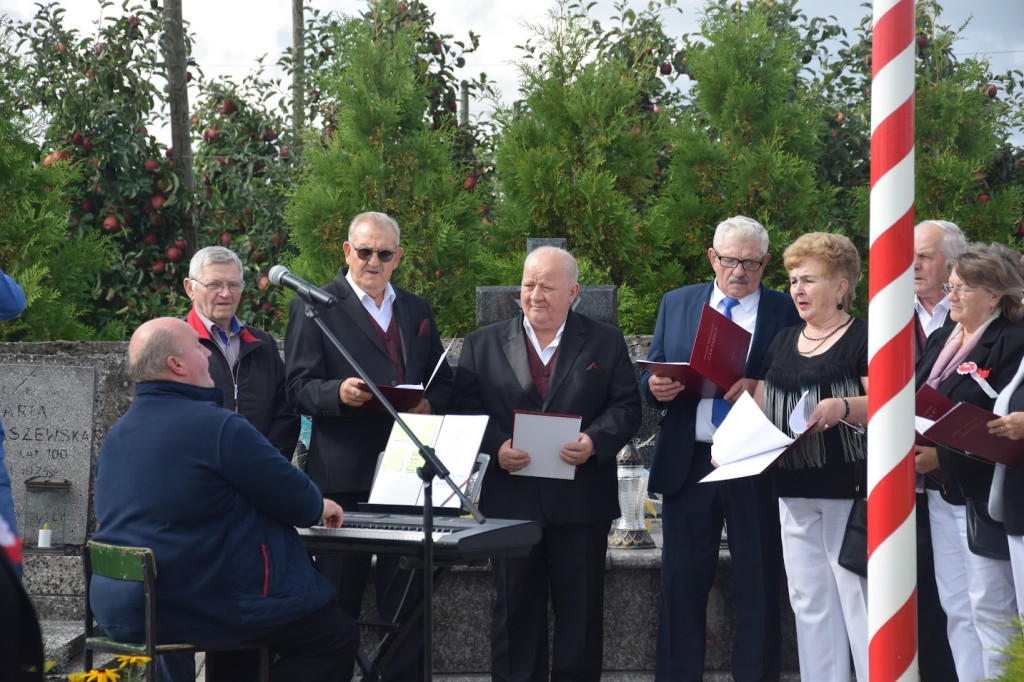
[301,302,484,682]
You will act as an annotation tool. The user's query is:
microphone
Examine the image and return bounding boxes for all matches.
[268,265,337,308]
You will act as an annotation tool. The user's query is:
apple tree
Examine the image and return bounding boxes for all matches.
[15,0,193,336]
[0,18,118,341]
[822,0,1024,245]
[190,69,299,335]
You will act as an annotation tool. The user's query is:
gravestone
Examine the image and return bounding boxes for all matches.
[475,237,619,327]
[1,364,96,547]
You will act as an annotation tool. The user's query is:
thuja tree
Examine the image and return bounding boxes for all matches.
[652,0,835,297]
[825,1,1024,244]
[15,0,193,336]
[489,1,675,333]
[0,19,117,341]
[285,1,484,335]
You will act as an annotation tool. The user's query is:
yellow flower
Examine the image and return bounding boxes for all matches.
[115,655,152,668]
[66,673,89,682]
[85,669,121,682]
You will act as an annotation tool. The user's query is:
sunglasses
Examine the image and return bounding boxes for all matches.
[354,247,397,263]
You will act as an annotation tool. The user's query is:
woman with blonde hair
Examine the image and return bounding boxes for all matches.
[753,232,869,682]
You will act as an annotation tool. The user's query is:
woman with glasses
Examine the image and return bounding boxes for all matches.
[915,243,1024,681]
[752,232,869,682]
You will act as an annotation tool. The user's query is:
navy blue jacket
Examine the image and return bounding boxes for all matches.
[640,283,800,495]
[91,381,334,647]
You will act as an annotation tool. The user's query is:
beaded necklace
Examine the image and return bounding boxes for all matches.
[798,315,853,355]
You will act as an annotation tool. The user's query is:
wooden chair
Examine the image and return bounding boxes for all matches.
[83,540,270,682]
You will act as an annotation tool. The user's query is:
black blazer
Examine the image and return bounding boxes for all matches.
[284,269,453,494]
[450,311,642,525]
[639,283,801,495]
[915,316,1024,501]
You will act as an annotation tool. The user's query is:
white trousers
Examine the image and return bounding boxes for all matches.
[1009,534,1024,617]
[928,490,1016,681]
[779,497,868,682]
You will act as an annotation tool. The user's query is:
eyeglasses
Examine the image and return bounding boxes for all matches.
[354,247,397,263]
[191,279,244,294]
[713,249,766,272]
[940,283,976,297]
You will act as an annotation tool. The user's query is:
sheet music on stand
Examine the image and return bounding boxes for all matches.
[368,413,490,509]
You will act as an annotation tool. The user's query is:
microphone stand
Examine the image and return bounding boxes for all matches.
[301,301,483,682]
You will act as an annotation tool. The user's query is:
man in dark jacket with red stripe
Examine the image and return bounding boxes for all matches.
[92,317,356,681]
[184,246,299,459]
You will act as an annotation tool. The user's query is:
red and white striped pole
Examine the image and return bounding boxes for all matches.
[868,0,918,680]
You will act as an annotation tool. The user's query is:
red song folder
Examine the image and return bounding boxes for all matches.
[915,385,1024,468]
[637,303,752,399]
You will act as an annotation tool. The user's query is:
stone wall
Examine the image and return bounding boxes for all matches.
[4,338,801,676]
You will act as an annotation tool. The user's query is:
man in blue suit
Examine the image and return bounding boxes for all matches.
[641,216,800,682]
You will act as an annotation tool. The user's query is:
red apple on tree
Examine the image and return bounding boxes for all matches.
[219,99,237,115]
[175,238,187,251]
[985,84,998,99]
[144,159,160,172]
[71,131,84,146]
[151,195,166,211]
[977,193,991,203]
[165,246,183,263]
[659,62,672,75]
[143,233,158,245]
[151,260,166,275]
[220,233,233,247]
[102,215,121,232]
[916,33,929,48]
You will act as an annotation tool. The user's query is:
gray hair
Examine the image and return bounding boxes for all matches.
[127,326,183,382]
[348,212,401,244]
[916,220,966,261]
[188,246,244,281]
[713,216,769,256]
[524,246,579,286]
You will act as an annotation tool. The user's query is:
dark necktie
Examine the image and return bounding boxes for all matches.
[711,297,741,427]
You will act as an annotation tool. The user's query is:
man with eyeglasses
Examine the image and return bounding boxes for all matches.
[284,211,453,682]
[184,245,299,460]
[640,216,799,682]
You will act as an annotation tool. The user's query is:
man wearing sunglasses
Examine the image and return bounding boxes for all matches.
[640,216,799,682]
[284,211,453,682]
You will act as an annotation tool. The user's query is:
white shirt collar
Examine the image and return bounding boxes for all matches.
[523,315,566,363]
[345,271,396,310]
[710,280,761,313]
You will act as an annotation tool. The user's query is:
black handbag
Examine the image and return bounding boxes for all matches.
[838,496,868,577]
[965,497,1011,561]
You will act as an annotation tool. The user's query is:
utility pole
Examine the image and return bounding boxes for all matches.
[292,0,305,141]
[163,0,197,252]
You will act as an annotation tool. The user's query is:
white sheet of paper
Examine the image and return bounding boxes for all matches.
[368,413,488,508]
[703,392,809,482]
[511,411,581,480]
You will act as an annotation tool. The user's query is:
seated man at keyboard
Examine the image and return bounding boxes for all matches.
[91,317,357,682]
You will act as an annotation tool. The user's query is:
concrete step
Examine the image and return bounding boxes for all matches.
[40,620,84,676]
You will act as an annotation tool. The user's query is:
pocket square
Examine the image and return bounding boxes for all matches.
[586,362,600,371]
[417,318,431,337]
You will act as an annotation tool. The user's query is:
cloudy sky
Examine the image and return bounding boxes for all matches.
[1,0,1022,141]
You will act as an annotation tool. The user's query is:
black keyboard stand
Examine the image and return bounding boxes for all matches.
[302,303,485,682]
